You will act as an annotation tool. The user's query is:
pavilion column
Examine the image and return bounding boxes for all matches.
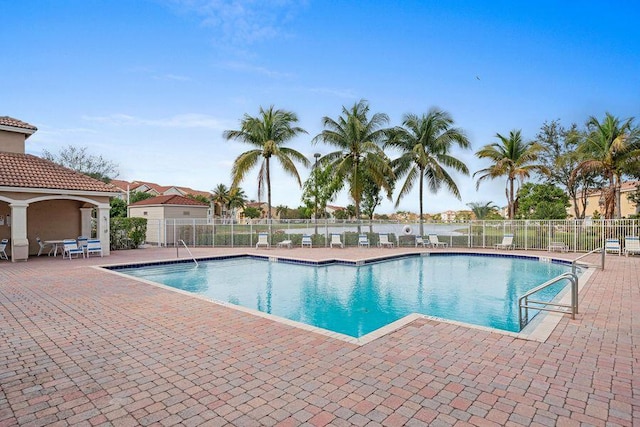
[80,207,93,238]
[96,204,111,256]
[9,202,29,262]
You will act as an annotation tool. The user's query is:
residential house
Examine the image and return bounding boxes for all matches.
[0,116,119,260]
[574,181,640,218]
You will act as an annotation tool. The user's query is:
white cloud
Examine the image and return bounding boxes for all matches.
[153,73,192,81]
[81,113,231,131]
[220,61,293,78]
[164,0,307,45]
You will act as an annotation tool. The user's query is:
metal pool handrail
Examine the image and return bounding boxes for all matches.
[518,272,578,330]
[571,247,604,275]
[177,239,199,267]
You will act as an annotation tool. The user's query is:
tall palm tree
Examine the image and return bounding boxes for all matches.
[574,113,639,218]
[474,130,547,219]
[312,100,393,224]
[224,106,309,227]
[227,187,247,221]
[211,184,230,218]
[388,109,470,235]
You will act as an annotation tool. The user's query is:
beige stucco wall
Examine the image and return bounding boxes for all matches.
[0,130,26,154]
[27,200,85,255]
[128,205,208,245]
[0,201,10,242]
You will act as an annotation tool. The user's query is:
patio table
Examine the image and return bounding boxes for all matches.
[44,240,65,257]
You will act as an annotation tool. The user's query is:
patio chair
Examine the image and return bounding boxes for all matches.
[330,233,344,248]
[301,234,312,248]
[624,236,640,257]
[255,233,270,249]
[36,237,54,256]
[86,239,103,257]
[495,234,514,250]
[604,238,621,256]
[358,234,370,248]
[62,239,85,260]
[77,236,89,254]
[378,233,394,248]
[0,238,8,260]
[428,234,447,248]
[415,236,427,247]
[548,241,568,252]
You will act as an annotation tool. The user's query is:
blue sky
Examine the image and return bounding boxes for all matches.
[2,1,639,214]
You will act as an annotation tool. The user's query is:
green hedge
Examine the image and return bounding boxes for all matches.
[110,217,147,250]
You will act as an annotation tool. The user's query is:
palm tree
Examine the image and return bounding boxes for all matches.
[312,100,393,225]
[573,113,639,218]
[474,130,547,219]
[467,201,498,220]
[224,106,310,229]
[211,184,230,218]
[227,187,247,221]
[388,109,470,235]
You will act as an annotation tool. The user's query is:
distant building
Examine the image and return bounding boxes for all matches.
[571,181,640,218]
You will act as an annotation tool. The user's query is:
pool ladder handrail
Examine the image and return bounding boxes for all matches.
[177,239,199,267]
[571,246,604,276]
[518,272,578,330]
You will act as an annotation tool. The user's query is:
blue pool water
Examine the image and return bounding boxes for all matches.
[117,255,572,337]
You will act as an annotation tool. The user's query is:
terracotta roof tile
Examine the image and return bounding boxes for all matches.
[0,152,120,193]
[0,116,38,132]
[129,194,209,206]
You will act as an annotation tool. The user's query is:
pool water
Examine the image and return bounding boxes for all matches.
[118,255,572,337]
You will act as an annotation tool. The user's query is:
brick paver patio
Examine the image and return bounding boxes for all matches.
[0,247,638,426]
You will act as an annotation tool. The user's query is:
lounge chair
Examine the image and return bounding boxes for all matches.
[624,236,640,257]
[301,235,312,248]
[378,234,394,248]
[428,234,447,248]
[604,238,621,256]
[36,237,53,256]
[548,241,568,252]
[358,234,370,248]
[0,238,8,260]
[277,239,293,249]
[62,239,85,260]
[255,233,270,249]
[330,233,344,248]
[86,239,103,257]
[495,234,514,250]
[415,236,427,247]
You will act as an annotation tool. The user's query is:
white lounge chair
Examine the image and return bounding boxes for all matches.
[358,234,370,248]
[428,234,447,248]
[495,234,514,250]
[0,238,8,260]
[301,235,312,248]
[605,238,621,256]
[255,233,270,249]
[36,237,53,256]
[62,239,85,260]
[415,236,427,247]
[378,234,394,248]
[277,239,293,249]
[86,239,103,257]
[330,234,343,248]
[624,236,640,257]
[548,241,568,252]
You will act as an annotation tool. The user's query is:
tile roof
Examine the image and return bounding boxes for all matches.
[129,194,209,207]
[0,152,120,193]
[0,116,38,132]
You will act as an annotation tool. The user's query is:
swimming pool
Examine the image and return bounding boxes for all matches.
[115,254,574,337]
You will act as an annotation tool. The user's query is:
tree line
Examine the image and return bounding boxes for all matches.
[222,101,640,234]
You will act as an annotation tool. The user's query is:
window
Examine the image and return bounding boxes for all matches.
[183,211,190,216]
[143,211,148,216]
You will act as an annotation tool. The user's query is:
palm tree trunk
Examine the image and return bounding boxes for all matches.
[509,177,515,219]
[419,167,424,236]
[266,157,272,235]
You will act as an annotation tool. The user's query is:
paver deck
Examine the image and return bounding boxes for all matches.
[0,247,638,426]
